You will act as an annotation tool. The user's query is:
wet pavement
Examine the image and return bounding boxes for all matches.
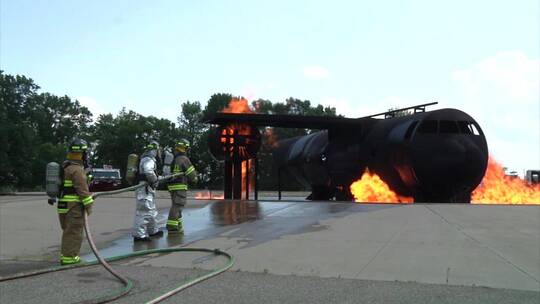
[82,199,396,261]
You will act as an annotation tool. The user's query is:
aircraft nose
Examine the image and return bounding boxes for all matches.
[412,136,486,199]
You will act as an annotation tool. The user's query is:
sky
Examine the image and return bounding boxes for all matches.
[1,0,539,175]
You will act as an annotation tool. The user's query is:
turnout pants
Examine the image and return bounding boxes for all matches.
[58,201,84,259]
[132,185,159,238]
[167,190,186,231]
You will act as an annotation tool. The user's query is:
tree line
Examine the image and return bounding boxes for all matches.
[0,71,337,191]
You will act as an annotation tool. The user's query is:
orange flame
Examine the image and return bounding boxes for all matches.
[219,97,257,199]
[242,160,248,199]
[350,170,413,203]
[221,97,253,114]
[219,96,255,152]
[472,157,540,204]
[241,160,255,199]
[195,190,224,200]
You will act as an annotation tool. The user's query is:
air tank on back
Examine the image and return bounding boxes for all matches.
[46,162,61,199]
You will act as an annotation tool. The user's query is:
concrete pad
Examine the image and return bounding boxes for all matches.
[1,194,539,296]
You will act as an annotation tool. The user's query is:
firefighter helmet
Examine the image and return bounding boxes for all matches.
[146,140,160,151]
[68,138,88,153]
[175,139,190,149]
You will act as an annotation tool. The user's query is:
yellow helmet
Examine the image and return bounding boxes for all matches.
[175,139,190,152]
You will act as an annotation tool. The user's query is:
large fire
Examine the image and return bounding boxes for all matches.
[219,97,258,199]
[472,157,540,204]
[241,160,255,199]
[222,97,252,114]
[350,170,413,203]
[350,158,539,204]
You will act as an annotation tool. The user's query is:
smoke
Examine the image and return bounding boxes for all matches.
[451,51,540,175]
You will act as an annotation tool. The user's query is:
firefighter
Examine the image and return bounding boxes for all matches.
[166,139,198,234]
[132,140,164,241]
[58,138,94,265]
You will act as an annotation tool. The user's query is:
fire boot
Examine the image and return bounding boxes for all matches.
[166,218,184,234]
[133,236,151,242]
[60,254,82,266]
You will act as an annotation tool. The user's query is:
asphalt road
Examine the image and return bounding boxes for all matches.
[1,262,539,304]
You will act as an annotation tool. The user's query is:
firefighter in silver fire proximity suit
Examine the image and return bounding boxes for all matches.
[132,140,164,241]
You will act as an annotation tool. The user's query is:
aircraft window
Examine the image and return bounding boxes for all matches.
[417,120,438,133]
[470,123,480,135]
[439,120,459,133]
[457,121,480,135]
[457,121,472,134]
[404,121,418,139]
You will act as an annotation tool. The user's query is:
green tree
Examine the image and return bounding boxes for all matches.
[178,101,205,148]
[92,109,181,180]
[0,71,92,190]
[177,101,212,187]
[201,93,233,121]
[0,72,40,188]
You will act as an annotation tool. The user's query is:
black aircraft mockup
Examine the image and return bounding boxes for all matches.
[205,102,489,203]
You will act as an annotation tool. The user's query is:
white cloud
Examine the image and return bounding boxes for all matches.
[451,51,540,174]
[303,65,329,79]
[321,97,355,116]
[452,51,539,101]
[76,96,106,120]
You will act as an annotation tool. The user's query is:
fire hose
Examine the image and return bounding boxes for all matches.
[0,175,235,304]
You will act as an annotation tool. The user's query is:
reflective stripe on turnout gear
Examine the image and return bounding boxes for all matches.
[59,195,80,202]
[58,195,93,213]
[60,255,81,265]
[167,218,183,233]
[82,196,94,206]
[168,184,187,191]
[185,165,195,176]
[59,162,93,213]
[57,201,68,213]
[167,219,180,226]
[172,165,184,174]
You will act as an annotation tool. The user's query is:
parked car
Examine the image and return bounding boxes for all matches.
[89,168,122,192]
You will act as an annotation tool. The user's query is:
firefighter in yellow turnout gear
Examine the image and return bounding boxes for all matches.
[167,139,198,234]
[58,138,94,265]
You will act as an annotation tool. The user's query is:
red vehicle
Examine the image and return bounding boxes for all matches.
[89,168,122,192]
